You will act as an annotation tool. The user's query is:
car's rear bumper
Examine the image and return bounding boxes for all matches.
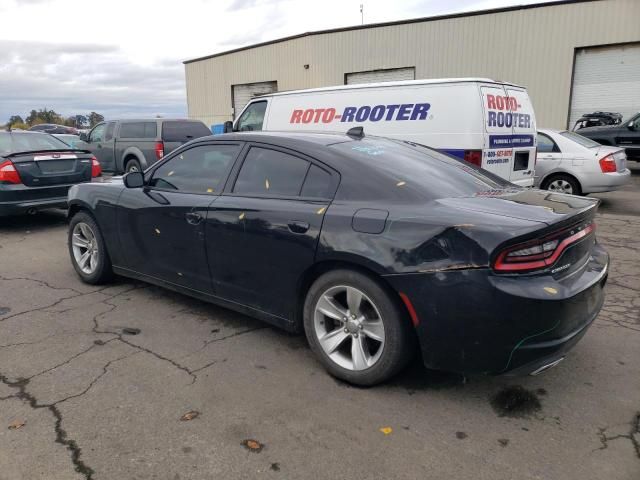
[0,196,68,216]
[0,183,74,216]
[383,244,608,375]
[582,169,631,193]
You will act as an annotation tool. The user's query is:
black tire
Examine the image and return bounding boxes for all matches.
[125,158,142,173]
[303,269,413,386]
[541,173,582,196]
[68,211,113,284]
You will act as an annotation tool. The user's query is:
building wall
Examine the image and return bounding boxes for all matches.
[184,0,640,129]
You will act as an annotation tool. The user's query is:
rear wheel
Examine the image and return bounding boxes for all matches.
[303,269,413,386]
[125,158,142,173]
[542,174,582,196]
[68,211,113,284]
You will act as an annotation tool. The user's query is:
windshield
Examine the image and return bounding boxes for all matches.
[559,131,601,148]
[0,132,72,155]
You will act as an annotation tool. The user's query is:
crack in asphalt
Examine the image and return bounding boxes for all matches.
[0,353,137,480]
[595,413,640,459]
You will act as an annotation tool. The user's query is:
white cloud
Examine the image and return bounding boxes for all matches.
[0,0,559,122]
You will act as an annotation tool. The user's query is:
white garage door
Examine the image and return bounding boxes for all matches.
[232,81,277,119]
[346,67,415,85]
[569,43,640,128]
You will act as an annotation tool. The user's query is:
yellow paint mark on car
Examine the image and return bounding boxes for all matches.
[154,228,161,235]
[396,181,406,187]
[265,179,270,190]
[543,287,558,295]
[239,212,245,220]
[316,206,326,215]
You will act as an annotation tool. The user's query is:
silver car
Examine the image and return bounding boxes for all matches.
[535,129,631,195]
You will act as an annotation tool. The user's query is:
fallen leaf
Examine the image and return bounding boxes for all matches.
[241,438,263,452]
[180,411,200,421]
[238,212,245,220]
[8,419,25,430]
[379,427,393,435]
[543,287,558,295]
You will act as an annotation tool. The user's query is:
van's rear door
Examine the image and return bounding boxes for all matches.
[480,84,513,181]
[505,87,536,186]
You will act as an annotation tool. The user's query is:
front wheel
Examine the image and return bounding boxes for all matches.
[303,269,413,386]
[68,211,113,284]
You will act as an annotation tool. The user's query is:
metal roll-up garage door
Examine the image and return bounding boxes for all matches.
[569,43,640,128]
[232,81,277,119]
[345,67,415,85]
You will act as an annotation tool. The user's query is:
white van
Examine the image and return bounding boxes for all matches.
[229,78,537,186]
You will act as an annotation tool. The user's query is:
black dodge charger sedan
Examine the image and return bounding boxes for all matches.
[1,130,101,216]
[66,131,608,385]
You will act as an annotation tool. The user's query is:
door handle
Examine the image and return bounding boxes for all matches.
[185,212,203,225]
[288,221,310,234]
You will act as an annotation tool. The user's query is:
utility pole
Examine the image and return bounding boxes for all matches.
[360,3,364,25]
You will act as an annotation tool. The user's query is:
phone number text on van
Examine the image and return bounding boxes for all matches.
[289,103,431,124]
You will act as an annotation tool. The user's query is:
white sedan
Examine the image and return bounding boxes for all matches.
[535,129,631,195]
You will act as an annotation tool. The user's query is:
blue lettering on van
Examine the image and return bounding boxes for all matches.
[289,103,431,124]
[487,112,531,128]
[489,135,534,148]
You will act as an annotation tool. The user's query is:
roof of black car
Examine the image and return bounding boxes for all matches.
[197,131,358,147]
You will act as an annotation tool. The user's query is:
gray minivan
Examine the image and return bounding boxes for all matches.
[82,119,211,173]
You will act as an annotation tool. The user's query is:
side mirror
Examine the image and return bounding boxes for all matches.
[223,121,234,133]
[123,171,144,188]
[79,132,88,141]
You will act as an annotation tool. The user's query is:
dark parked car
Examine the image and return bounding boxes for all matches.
[67,132,608,385]
[572,111,622,131]
[29,123,79,135]
[80,118,211,174]
[0,130,101,216]
[578,112,640,161]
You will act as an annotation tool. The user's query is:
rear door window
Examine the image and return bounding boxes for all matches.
[233,147,309,196]
[161,121,210,143]
[537,133,559,153]
[119,122,157,139]
[301,165,333,198]
[149,144,241,194]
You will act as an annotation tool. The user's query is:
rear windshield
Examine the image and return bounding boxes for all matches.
[559,131,600,148]
[329,137,509,199]
[161,121,210,142]
[0,132,73,155]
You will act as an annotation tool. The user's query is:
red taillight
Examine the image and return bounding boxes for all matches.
[91,156,102,178]
[0,160,22,184]
[155,141,164,160]
[599,154,617,173]
[464,149,482,167]
[493,222,595,272]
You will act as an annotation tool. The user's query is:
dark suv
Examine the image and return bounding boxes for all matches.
[81,119,211,173]
[578,112,640,161]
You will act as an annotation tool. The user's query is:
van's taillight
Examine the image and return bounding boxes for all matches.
[155,141,164,160]
[464,150,482,167]
[493,222,595,272]
[91,156,102,178]
[0,160,22,184]
[599,154,617,173]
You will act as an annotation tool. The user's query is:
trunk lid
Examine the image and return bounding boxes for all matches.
[7,150,93,186]
[438,188,598,227]
[596,146,627,173]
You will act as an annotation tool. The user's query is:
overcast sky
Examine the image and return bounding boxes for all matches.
[0,0,558,123]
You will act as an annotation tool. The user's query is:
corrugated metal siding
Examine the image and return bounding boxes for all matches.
[346,67,415,84]
[185,0,640,129]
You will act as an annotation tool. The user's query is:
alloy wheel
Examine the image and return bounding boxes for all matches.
[548,179,574,194]
[313,285,385,371]
[71,222,99,275]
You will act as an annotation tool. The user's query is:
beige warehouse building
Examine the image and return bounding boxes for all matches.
[184,0,640,130]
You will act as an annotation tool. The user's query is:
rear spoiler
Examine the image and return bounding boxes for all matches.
[3,148,92,158]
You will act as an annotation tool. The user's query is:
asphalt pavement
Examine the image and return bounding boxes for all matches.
[0,165,638,480]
